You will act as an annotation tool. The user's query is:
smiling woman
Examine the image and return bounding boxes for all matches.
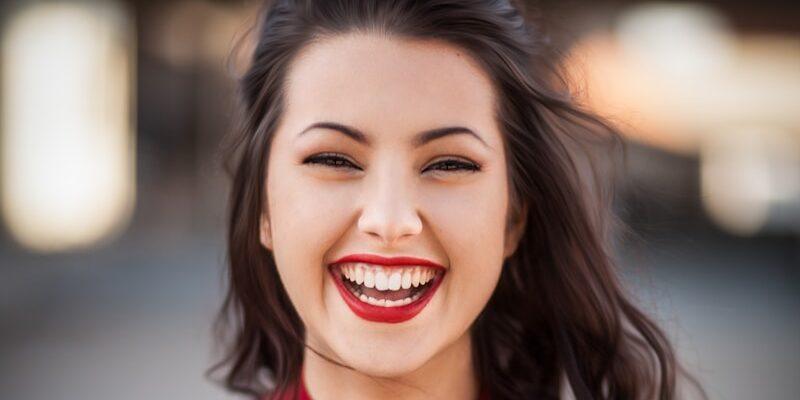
[210,1,705,400]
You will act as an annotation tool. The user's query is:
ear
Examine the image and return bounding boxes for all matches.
[503,202,528,259]
[259,212,273,251]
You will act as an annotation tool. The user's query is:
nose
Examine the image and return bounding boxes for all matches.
[357,165,423,247]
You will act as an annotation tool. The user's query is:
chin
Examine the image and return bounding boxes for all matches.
[351,360,425,378]
[340,345,432,378]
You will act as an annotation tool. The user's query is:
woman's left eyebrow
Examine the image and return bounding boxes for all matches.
[295,121,492,150]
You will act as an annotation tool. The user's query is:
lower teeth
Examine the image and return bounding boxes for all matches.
[347,285,425,307]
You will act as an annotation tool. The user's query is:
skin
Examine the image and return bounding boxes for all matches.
[259,32,527,400]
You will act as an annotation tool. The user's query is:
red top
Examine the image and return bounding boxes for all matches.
[267,368,489,400]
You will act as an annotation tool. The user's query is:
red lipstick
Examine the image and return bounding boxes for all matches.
[329,253,446,324]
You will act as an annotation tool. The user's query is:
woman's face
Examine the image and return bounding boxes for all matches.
[260,33,526,377]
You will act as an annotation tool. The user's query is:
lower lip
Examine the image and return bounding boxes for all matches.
[329,265,445,324]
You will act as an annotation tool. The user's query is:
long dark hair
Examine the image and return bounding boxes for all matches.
[210,1,705,399]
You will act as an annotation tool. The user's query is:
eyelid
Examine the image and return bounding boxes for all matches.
[427,155,480,165]
[302,151,355,163]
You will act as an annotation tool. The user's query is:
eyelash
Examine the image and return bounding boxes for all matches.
[302,152,481,174]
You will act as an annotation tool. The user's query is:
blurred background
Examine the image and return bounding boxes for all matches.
[0,0,797,399]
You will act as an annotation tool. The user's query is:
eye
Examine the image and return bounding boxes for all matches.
[302,152,361,170]
[423,157,481,174]
[302,153,481,174]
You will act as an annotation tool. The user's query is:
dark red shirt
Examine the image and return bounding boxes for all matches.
[267,368,489,400]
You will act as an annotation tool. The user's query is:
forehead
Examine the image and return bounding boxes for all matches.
[281,32,500,145]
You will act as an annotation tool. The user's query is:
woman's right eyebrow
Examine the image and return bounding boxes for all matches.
[295,121,491,150]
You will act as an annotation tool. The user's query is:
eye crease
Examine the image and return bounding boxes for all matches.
[302,152,481,173]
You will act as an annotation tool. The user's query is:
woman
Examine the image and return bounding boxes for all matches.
[211,0,705,399]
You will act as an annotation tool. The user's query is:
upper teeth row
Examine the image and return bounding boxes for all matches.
[339,263,437,291]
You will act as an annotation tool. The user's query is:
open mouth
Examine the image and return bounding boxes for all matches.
[329,262,445,323]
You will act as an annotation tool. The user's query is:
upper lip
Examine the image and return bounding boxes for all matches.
[330,253,445,269]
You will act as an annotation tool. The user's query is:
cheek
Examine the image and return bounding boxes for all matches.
[422,171,508,315]
[269,174,354,252]
[423,171,508,261]
[266,163,356,319]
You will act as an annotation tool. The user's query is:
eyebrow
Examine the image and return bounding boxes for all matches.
[296,121,490,149]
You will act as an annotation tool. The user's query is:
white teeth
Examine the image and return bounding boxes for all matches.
[364,268,375,288]
[401,270,412,289]
[340,263,440,307]
[355,266,364,284]
[388,271,402,290]
[340,263,439,291]
[354,292,422,307]
[374,270,389,291]
[425,270,436,284]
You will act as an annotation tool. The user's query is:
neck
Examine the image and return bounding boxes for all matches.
[302,332,479,400]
